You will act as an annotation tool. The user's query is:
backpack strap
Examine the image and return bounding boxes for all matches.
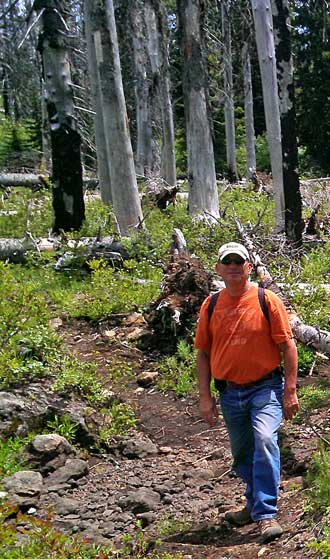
[207,287,270,324]
[258,286,270,324]
[207,291,220,322]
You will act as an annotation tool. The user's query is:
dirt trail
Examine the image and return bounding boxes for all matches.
[53,320,323,559]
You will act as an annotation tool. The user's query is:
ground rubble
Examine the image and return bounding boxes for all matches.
[1,319,327,558]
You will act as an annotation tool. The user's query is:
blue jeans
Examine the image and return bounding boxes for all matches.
[220,373,284,521]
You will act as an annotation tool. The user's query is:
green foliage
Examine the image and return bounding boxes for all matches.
[0,437,31,479]
[300,244,330,283]
[53,357,104,404]
[294,384,330,424]
[158,340,197,397]
[306,445,330,514]
[0,118,40,169]
[158,515,192,537]
[297,343,318,375]
[0,506,182,559]
[65,258,162,321]
[99,402,137,444]
[0,262,60,388]
[309,524,330,558]
[255,133,271,172]
[0,188,53,238]
[45,415,78,444]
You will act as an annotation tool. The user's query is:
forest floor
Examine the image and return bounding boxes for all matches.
[42,317,329,559]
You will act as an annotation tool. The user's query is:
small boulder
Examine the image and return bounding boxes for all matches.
[3,470,43,508]
[117,437,158,459]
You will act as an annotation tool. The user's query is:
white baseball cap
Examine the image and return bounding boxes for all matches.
[218,242,250,262]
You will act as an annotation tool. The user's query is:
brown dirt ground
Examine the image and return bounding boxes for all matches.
[59,317,329,559]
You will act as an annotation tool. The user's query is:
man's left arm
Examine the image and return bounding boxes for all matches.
[279,339,300,420]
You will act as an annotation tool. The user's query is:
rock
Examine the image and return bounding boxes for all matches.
[117,437,158,459]
[24,434,75,473]
[100,521,117,537]
[118,487,161,513]
[3,470,43,507]
[0,384,98,448]
[46,458,89,485]
[55,497,80,516]
[136,371,159,387]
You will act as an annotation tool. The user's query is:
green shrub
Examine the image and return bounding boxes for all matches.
[294,384,330,424]
[65,258,162,321]
[255,133,271,172]
[0,437,31,479]
[99,402,137,443]
[306,446,330,514]
[0,118,40,169]
[158,340,197,397]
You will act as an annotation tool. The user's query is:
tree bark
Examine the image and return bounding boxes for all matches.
[130,0,157,177]
[38,2,85,233]
[177,0,219,222]
[222,1,238,182]
[93,0,143,236]
[146,0,177,186]
[250,0,285,232]
[242,42,257,181]
[271,0,303,245]
[84,0,112,205]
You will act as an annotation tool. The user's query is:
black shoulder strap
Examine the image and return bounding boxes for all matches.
[207,287,270,324]
[208,291,220,322]
[258,286,270,324]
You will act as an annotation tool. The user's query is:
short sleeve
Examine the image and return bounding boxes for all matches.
[265,290,293,343]
[194,295,212,354]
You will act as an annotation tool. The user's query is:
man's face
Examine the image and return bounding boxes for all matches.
[215,253,252,283]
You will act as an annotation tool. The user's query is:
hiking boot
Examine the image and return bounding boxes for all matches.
[224,506,253,527]
[258,518,283,543]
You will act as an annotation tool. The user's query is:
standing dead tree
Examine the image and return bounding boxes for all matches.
[23,0,86,233]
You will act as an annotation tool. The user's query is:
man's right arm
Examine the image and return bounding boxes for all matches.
[197,349,218,426]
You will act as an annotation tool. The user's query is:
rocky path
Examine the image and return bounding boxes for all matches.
[34,320,323,558]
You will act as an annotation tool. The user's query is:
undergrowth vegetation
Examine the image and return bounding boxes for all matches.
[1,184,330,555]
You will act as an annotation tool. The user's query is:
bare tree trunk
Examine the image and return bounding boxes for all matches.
[146,0,176,186]
[272,0,303,245]
[177,0,219,221]
[222,1,238,182]
[250,0,284,232]
[40,81,51,172]
[131,0,157,177]
[242,42,256,181]
[1,65,11,117]
[84,0,112,205]
[103,0,144,236]
[38,2,85,233]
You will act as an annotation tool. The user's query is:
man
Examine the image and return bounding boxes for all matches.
[194,241,299,544]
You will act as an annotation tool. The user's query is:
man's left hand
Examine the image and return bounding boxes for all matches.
[283,388,299,420]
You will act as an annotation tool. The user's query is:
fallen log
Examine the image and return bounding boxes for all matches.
[0,173,99,190]
[235,217,330,356]
[0,236,128,267]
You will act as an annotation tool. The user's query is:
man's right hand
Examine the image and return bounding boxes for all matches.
[199,394,219,426]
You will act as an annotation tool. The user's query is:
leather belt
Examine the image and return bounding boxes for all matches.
[225,368,282,390]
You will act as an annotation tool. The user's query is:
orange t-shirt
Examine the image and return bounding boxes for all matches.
[194,285,293,384]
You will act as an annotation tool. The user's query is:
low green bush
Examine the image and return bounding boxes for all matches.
[158,340,197,397]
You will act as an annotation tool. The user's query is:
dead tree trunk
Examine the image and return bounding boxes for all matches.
[37,1,85,233]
